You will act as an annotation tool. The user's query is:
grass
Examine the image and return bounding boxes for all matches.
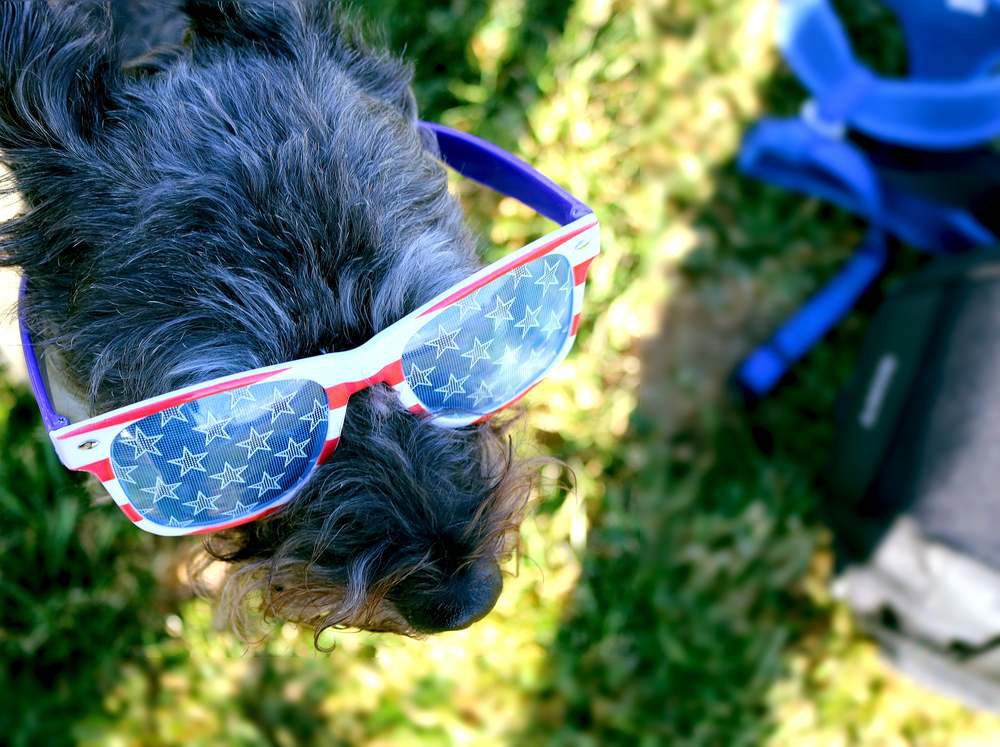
[4,0,1000,744]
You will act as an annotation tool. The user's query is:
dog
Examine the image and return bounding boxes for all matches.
[0,0,531,638]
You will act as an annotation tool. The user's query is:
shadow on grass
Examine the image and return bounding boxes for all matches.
[519,5,912,744]
[1,2,910,744]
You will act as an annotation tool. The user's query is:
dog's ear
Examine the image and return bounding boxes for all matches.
[183,0,418,119]
[0,2,119,155]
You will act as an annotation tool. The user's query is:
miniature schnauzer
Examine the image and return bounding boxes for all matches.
[0,0,531,637]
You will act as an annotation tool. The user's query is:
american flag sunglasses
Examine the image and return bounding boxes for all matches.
[20,122,599,536]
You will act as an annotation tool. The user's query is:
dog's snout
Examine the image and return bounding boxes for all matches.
[396,560,503,633]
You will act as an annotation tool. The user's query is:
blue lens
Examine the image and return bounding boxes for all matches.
[110,379,328,529]
[402,254,574,415]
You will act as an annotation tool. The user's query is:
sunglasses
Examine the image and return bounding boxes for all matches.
[20,122,599,536]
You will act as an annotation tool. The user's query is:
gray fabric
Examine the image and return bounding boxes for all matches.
[903,278,1000,568]
[836,517,1000,712]
[860,271,1000,569]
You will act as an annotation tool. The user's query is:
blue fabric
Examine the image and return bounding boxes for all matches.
[882,0,1000,79]
[740,119,994,254]
[737,237,887,395]
[735,0,1000,396]
[111,380,328,528]
[737,118,995,395]
[737,120,890,395]
[779,0,1000,149]
[402,254,574,414]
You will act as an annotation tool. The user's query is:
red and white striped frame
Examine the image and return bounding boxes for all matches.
[48,215,600,535]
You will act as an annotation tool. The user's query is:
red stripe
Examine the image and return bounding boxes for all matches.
[317,437,341,465]
[419,220,598,318]
[325,360,404,409]
[119,503,142,522]
[79,458,115,482]
[408,403,428,416]
[58,368,290,440]
[573,257,596,285]
[570,313,582,336]
[191,504,283,535]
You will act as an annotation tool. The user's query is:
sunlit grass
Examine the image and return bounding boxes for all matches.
[5,1,1000,745]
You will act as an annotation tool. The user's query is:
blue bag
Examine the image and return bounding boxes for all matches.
[736,0,1000,396]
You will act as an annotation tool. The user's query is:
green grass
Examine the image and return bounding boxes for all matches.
[3,0,1000,745]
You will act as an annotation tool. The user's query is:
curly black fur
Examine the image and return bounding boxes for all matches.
[0,0,530,636]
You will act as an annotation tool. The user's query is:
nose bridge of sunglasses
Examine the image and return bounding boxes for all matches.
[323,359,407,410]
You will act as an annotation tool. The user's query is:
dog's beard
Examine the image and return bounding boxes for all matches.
[202,387,532,639]
[0,0,533,636]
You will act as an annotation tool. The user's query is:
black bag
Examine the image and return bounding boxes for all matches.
[831,251,1000,712]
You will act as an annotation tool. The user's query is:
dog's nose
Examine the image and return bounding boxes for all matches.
[395,560,503,633]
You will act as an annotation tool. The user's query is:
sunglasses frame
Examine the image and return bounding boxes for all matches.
[19,122,598,536]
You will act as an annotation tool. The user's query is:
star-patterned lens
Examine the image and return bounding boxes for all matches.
[402,254,574,415]
[109,380,328,529]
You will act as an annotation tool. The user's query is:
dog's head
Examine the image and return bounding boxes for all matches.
[0,0,532,635]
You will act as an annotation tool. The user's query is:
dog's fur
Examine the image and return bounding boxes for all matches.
[0,0,531,638]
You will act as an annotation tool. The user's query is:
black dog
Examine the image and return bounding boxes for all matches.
[0,0,530,637]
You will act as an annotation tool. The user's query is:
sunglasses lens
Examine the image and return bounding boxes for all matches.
[109,379,329,529]
[402,254,574,415]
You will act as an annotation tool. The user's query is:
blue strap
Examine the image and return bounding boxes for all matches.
[739,118,994,253]
[736,238,886,396]
[735,118,995,396]
[739,118,881,221]
[735,119,888,395]
[882,0,1000,79]
[881,188,996,253]
[780,0,1000,149]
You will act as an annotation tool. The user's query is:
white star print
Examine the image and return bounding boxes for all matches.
[434,373,471,403]
[209,461,249,489]
[183,491,219,516]
[160,407,188,427]
[248,470,284,498]
[495,344,521,372]
[407,362,435,388]
[456,294,483,321]
[275,436,310,467]
[469,380,496,409]
[223,499,253,518]
[236,426,274,458]
[484,295,516,330]
[121,426,164,459]
[460,336,494,371]
[422,324,462,359]
[229,387,257,408]
[560,273,574,294]
[542,310,565,339]
[299,399,328,433]
[535,260,561,295]
[166,447,209,476]
[509,264,533,290]
[140,476,182,504]
[167,516,193,527]
[263,388,296,423]
[514,304,542,338]
[192,411,233,445]
[114,462,139,484]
